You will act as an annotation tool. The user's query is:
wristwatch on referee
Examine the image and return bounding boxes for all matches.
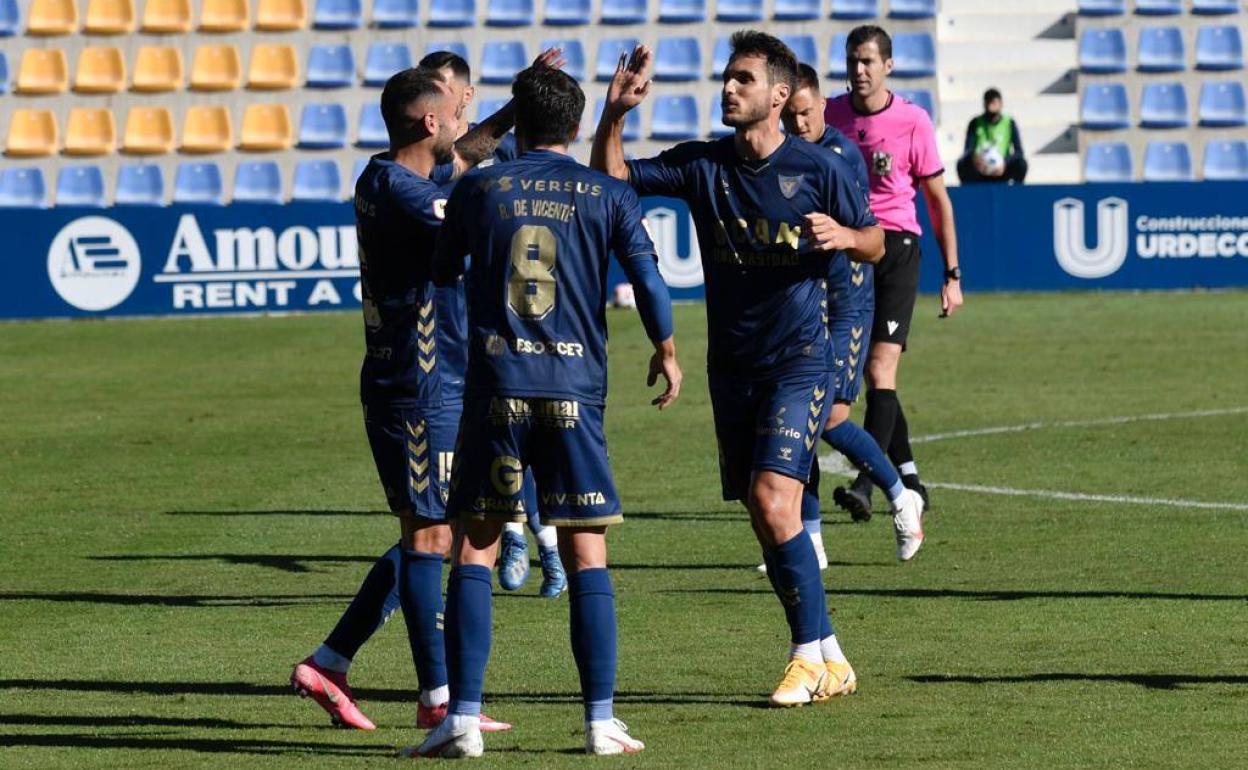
[944,266,962,282]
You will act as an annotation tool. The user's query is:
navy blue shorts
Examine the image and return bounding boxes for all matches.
[363,402,460,519]
[709,369,834,502]
[447,396,622,527]
[828,261,874,404]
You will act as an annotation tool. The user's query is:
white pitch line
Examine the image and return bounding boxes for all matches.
[911,406,1248,445]
[926,482,1248,512]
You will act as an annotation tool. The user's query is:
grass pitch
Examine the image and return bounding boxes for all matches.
[1,292,1246,768]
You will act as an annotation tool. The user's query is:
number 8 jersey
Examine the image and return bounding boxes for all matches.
[434,150,658,406]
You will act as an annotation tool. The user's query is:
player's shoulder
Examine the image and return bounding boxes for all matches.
[656,136,733,165]
[788,134,851,174]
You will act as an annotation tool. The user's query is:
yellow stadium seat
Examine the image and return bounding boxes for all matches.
[182,105,233,153]
[200,0,249,31]
[255,0,306,31]
[239,104,292,151]
[26,0,78,35]
[64,108,116,156]
[6,109,59,157]
[190,45,241,91]
[84,0,136,33]
[247,43,299,90]
[132,46,183,92]
[16,49,69,94]
[122,107,175,154]
[74,47,126,94]
[141,0,192,32]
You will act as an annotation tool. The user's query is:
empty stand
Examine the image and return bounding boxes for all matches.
[307,45,355,88]
[292,160,341,201]
[351,157,369,192]
[364,43,412,86]
[1084,141,1133,182]
[190,45,242,91]
[248,43,300,90]
[298,104,348,149]
[544,0,591,25]
[115,163,164,204]
[27,0,77,34]
[1137,26,1185,72]
[651,95,699,139]
[780,35,818,71]
[1080,28,1127,73]
[1139,81,1189,128]
[890,0,936,19]
[831,0,877,21]
[314,0,362,28]
[6,109,58,156]
[424,41,470,61]
[1078,0,1125,16]
[122,107,174,154]
[827,34,849,78]
[64,107,116,155]
[1192,0,1240,14]
[357,103,388,147]
[654,37,701,81]
[132,47,182,92]
[233,161,284,202]
[255,0,307,30]
[1081,83,1131,129]
[372,0,419,26]
[173,162,225,204]
[75,46,125,93]
[0,168,48,207]
[142,0,191,32]
[474,97,509,121]
[0,0,19,35]
[240,104,293,150]
[891,33,936,78]
[182,105,233,153]
[711,36,731,78]
[1202,139,1248,180]
[199,0,248,31]
[1198,80,1246,126]
[1142,140,1193,180]
[487,0,533,26]
[716,0,762,22]
[17,48,68,94]
[480,41,527,83]
[428,0,476,26]
[1135,0,1181,15]
[541,38,586,80]
[709,98,731,137]
[55,165,106,206]
[84,0,135,33]
[601,0,647,25]
[1195,25,1243,71]
[773,0,820,21]
[0,52,8,92]
[658,0,705,23]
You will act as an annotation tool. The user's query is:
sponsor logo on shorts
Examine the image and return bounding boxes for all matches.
[488,398,581,429]
[779,447,793,462]
[489,455,524,496]
[541,491,607,507]
[887,320,900,336]
[760,407,802,440]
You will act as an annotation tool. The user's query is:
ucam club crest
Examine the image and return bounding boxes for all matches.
[47,216,142,311]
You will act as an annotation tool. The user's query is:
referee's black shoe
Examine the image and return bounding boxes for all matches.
[902,474,930,509]
[834,482,873,523]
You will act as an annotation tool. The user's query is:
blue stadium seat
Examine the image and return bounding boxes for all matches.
[717,0,762,22]
[307,45,355,88]
[424,41,470,62]
[890,0,936,19]
[299,104,349,149]
[1134,0,1180,14]
[352,158,369,191]
[0,168,47,208]
[1202,139,1248,180]
[544,0,590,24]
[55,166,105,207]
[1142,141,1193,181]
[1198,80,1247,126]
[655,37,702,81]
[1137,27,1185,72]
[372,0,419,26]
[486,0,533,25]
[709,98,731,137]
[1139,82,1189,127]
[481,41,528,84]
[1083,142,1133,182]
[173,163,224,205]
[711,36,732,78]
[651,96,699,140]
[541,39,586,81]
[891,33,936,78]
[293,160,342,201]
[0,0,18,36]
[474,97,509,122]
[357,103,388,148]
[1196,25,1243,71]
[428,0,476,26]
[314,0,362,28]
[827,34,850,78]
[831,0,877,19]
[596,98,640,141]
[600,0,647,24]
[0,51,8,93]
[781,35,818,70]
[597,38,639,81]
[1192,0,1239,14]
[773,0,819,19]
[659,0,705,22]
[1081,83,1130,129]
[1080,29,1127,74]
[1078,0,1125,15]
[364,43,413,87]
[233,161,284,204]
[895,88,935,120]
[115,164,164,206]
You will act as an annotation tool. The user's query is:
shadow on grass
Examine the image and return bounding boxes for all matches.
[166,510,384,517]
[909,673,1248,690]
[0,592,354,607]
[0,714,300,729]
[660,587,1248,602]
[0,733,389,757]
[90,554,378,574]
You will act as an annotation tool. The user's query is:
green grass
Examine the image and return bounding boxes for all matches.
[1,292,1246,768]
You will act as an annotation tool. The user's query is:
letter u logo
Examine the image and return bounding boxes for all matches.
[1053,197,1129,279]
[645,207,704,289]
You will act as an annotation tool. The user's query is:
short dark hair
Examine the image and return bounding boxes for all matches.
[512,66,585,147]
[983,87,1002,103]
[418,51,472,83]
[380,68,446,146]
[727,30,798,89]
[846,24,892,60]
[793,62,820,95]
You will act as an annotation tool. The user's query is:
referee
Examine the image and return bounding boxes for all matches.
[824,24,962,521]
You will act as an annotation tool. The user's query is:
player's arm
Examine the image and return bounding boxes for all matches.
[919,172,962,317]
[591,45,653,182]
[431,179,472,286]
[805,156,885,263]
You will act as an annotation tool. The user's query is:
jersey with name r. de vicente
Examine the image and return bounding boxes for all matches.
[436,150,657,406]
[815,125,874,316]
[625,134,875,377]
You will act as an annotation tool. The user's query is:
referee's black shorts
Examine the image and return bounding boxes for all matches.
[871,229,922,348]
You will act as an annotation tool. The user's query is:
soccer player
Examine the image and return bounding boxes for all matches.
[825,25,963,529]
[406,64,680,759]
[592,32,880,707]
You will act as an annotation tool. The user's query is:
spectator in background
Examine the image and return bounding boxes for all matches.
[957,88,1027,184]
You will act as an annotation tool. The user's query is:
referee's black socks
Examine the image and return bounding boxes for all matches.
[854,389,900,494]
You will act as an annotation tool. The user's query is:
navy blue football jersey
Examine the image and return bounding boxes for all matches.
[435,150,657,405]
[430,129,518,184]
[626,134,876,377]
[815,125,874,316]
[355,153,466,406]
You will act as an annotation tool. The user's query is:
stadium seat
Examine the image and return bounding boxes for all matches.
[314,0,361,28]
[1198,80,1247,126]
[298,104,348,149]
[830,0,877,20]
[256,0,307,29]
[190,45,242,91]
[173,162,225,205]
[75,46,125,93]
[182,105,233,153]
[544,0,590,24]
[64,107,116,155]
[717,0,762,22]
[1202,139,1248,180]
[115,163,165,205]
[200,0,249,31]
[1196,26,1243,71]
[0,0,19,35]
[710,36,731,78]
[351,158,369,192]
[238,104,293,150]
[596,98,640,141]
[601,0,647,25]
[428,0,476,26]
[487,0,533,25]
[481,41,528,83]
[1192,0,1239,13]
[17,48,68,94]
[541,39,586,81]
[772,0,818,19]
[233,161,284,203]
[364,43,412,87]
[1139,81,1189,128]
[372,0,419,26]
[651,95,699,139]
[121,107,174,154]
[474,97,509,122]
[0,168,48,207]
[6,109,58,156]
[1137,27,1185,72]
[655,37,701,81]
[659,0,705,23]
[597,38,639,81]
[248,43,300,90]
[891,33,936,78]
[142,0,191,31]
[0,52,8,92]
[1142,141,1193,181]
[896,88,935,120]
[709,98,731,137]
[1080,83,1130,129]
[781,35,818,70]
[307,45,354,88]
[1077,0,1124,16]
[1083,141,1133,182]
[1079,29,1127,74]
[1134,0,1180,14]
[292,160,342,201]
[357,103,388,147]
[132,46,183,92]
[827,34,850,78]
[27,0,76,34]
[891,0,936,18]
[56,165,106,206]
[84,0,135,33]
